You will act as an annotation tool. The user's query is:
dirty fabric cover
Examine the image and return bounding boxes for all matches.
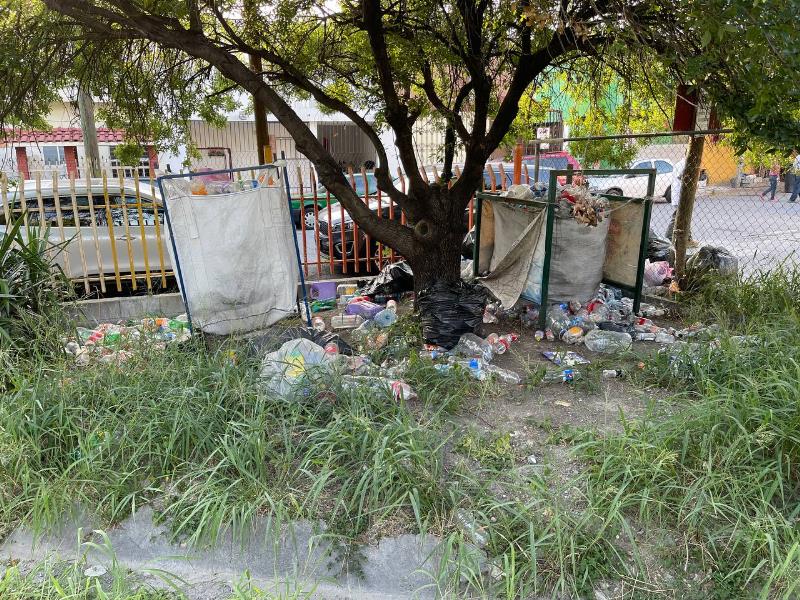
[479,201,610,306]
[163,182,298,335]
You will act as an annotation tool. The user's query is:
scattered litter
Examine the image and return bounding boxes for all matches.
[277,326,353,355]
[332,314,364,329]
[345,298,383,319]
[583,329,633,354]
[453,509,488,548]
[542,351,590,366]
[644,259,674,287]
[526,454,538,465]
[686,245,739,277]
[647,228,675,265]
[260,338,335,395]
[65,316,190,366]
[342,375,416,401]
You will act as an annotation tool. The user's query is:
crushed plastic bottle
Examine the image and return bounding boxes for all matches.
[453,333,494,362]
[485,364,523,384]
[583,329,633,354]
[454,509,488,548]
[331,314,365,329]
[654,331,676,344]
[542,368,580,383]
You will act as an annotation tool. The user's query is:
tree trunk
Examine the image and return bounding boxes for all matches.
[77,87,101,178]
[249,54,272,164]
[674,134,705,283]
[405,185,466,292]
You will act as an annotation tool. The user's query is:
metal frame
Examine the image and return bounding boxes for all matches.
[473,167,655,330]
[156,162,312,333]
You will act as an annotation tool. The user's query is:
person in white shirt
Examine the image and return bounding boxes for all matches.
[788,152,800,203]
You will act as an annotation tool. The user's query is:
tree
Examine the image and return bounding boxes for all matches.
[3,0,799,292]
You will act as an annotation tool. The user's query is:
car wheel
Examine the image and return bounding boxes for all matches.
[302,206,317,230]
[663,185,672,204]
[606,187,624,196]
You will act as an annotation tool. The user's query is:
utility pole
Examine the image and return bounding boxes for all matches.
[77,86,101,178]
[249,54,272,164]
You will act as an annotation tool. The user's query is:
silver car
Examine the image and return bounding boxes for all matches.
[1,179,171,280]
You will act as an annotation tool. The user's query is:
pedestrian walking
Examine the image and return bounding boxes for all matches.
[789,152,800,203]
[760,161,781,201]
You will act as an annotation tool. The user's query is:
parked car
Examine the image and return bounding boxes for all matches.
[587,159,675,201]
[293,171,393,230]
[520,151,582,185]
[0,179,169,278]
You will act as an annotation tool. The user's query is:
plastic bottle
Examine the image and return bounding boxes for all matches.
[562,326,584,345]
[534,330,544,342]
[453,333,494,362]
[583,329,633,354]
[331,314,364,329]
[323,342,339,356]
[542,368,580,383]
[385,299,398,312]
[654,331,675,344]
[635,332,656,341]
[602,369,625,379]
[485,364,523,384]
[373,308,398,328]
[453,509,488,548]
[312,317,326,332]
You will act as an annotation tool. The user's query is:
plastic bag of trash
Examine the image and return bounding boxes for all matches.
[359,261,414,297]
[686,245,739,277]
[647,229,675,265]
[644,260,673,287]
[260,338,335,395]
[417,280,485,349]
[278,327,353,355]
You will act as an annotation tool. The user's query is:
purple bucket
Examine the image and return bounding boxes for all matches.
[310,281,337,301]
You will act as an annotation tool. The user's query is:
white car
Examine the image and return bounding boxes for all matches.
[588,159,675,202]
[1,179,170,279]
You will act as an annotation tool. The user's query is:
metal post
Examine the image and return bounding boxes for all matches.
[634,172,657,314]
[537,170,558,330]
[281,151,313,327]
[533,141,540,183]
[472,195,483,279]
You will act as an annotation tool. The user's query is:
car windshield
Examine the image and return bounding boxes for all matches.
[318,172,379,197]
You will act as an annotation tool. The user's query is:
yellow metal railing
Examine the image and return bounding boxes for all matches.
[0,170,175,293]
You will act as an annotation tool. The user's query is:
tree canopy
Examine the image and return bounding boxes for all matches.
[1,0,798,286]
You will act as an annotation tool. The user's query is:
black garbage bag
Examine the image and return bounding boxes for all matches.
[686,245,739,277]
[461,228,476,259]
[279,327,354,355]
[359,261,414,298]
[417,280,485,349]
[648,228,675,265]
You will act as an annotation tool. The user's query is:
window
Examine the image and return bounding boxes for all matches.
[633,161,652,170]
[655,160,674,174]
[42,146,67,166]
[109,147,151,179]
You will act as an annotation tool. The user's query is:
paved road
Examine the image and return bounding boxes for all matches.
[295,186,800,280]
[651,189,800,273]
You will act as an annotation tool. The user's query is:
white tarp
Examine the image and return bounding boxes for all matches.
[162,180,298,335]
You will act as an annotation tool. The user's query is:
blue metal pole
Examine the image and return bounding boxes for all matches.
[280,152,313,327]
[156,176,194,334]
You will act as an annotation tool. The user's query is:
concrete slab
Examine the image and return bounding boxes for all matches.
[64,293,186,326]
[1,507,451,599]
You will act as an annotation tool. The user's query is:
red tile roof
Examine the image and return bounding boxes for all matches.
[3,127,126,144]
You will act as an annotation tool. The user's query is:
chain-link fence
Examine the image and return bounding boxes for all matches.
[522,130,800,274]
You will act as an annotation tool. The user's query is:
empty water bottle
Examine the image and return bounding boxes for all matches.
[454,509,488,548]
[453,333,494,362]
[654,331,675,344]
[583,329,632,353]
[373,308,398,328]
[542,368,580,383]
[485,364,522,384]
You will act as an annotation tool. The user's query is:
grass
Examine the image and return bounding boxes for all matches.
[4,267,800,598]
[575,267,800,598]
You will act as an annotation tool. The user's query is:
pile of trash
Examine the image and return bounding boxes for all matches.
[558,185,608,226]
[64,315,191,366]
